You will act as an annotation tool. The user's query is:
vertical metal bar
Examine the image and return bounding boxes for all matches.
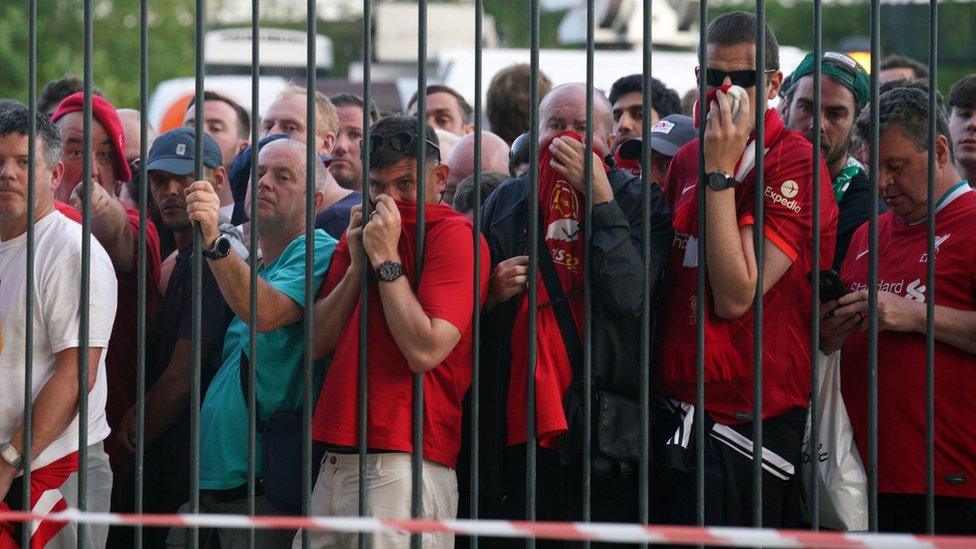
[190,0,206,547]
[924,0,938,534]
[867,0,880,532]
[639,0,652,532]
[302,3,317,549]
[412,4,428,549]
[526,0,541,545]
[358,2,372,548]
[134,0,150,544]
[695,0,707,530]
[808,0,823,532]
[469,1,484,547]
[247,1,260,548]
[582,0,594,537]
[79,0,94,544]
[22,0,37,545]
[751,1,767,528]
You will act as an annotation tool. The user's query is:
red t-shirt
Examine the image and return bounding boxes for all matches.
[840,183,976,498]
[656,109,838,424]
[506,131,589,448]
[311,201,489,468]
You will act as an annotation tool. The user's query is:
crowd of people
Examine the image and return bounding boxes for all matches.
[1,9,975,549]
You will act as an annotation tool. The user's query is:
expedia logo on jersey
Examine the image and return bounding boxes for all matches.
[764,180,802,213]
[545,180,582,272]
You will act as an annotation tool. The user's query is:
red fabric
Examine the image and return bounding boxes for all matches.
[506,131,588,449]
[103,207,161,463]
[656,109,838,424]
[53,201,81,223]
[49,92,131,182]
[612,149,641,178]
[839,190,976,498]
[311,201,489,468]
[0,451,78,549]
[692,83,736,128]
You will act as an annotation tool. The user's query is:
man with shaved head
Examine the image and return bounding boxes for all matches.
[443,131,510,206]
[476,82,673,527]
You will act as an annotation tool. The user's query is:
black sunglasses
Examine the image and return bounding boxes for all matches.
[704,68,777,88]
[363,132,441,161]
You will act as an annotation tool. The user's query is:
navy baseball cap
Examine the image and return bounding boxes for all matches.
[145,126,222,176]
[619,114,696,159]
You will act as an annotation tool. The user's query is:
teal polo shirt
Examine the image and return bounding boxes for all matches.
[200,229,336,490]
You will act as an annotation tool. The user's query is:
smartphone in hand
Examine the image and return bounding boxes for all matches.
[807,269,849,303]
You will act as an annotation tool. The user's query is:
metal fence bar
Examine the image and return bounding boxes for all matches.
[695,0,708,530]
[469,1,484,547]
[357,1,372,548]
[22,0,37,545]
[134,0,150,544]
[808,0,823,532]
[752,0,767,528]
[302,3,317,548]
[867,0,881,532]
[412,3,429,548]
[638,0,652,534]
[79,0,94,544]
[247,0,260,547]
[190,1,206,547]
[924,0,939,534]
[582,0,595,538]
[526,0,542,545]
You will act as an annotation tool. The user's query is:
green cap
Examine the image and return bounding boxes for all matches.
[790,51,870,108]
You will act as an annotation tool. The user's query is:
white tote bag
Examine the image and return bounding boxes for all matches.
[800,350,869,532]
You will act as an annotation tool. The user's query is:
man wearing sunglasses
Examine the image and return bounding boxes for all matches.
[306,115,489,548]
[654,11,838,528]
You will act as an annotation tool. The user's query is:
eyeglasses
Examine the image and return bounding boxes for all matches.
[704,68,777,88]
[362,132,441,161]
[128,158,141,182]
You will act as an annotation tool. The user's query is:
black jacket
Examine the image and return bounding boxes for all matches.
[834,170,886,271]
[477,168,672,499]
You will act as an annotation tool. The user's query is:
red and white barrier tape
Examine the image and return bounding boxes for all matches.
[1,508,974,547]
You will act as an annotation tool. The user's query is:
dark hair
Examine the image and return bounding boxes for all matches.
[948,74,976,111]
[330,93,381,123]
[880,54,929,80]
[186,90,251,139]
[408,85,473,125]
[855,85,950,159]
[608,74,682,118]
[0,102,63,166]
[368,115,440,171]
[704,11,780,71]
[38,76,104,114]
[486,64,554,144]
[452,171,507,213]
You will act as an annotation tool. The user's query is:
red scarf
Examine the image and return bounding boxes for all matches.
[671,108,786,238]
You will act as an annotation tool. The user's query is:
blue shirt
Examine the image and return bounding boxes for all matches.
[200,229,336,490]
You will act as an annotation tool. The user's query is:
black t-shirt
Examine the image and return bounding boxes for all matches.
[144,241,234,505]
[315,192,362,240]
[834,170,887,271]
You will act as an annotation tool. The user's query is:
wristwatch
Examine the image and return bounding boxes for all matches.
[705,171,736,191]
[374,260,405,282]
[203,234,232,260]
[0,443,23,470]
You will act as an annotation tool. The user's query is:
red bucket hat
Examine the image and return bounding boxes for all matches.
[51,92,132,182]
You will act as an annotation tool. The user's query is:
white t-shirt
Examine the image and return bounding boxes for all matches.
[0,210,118,470]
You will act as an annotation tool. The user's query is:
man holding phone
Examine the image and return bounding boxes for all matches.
[821,86,976,534]
[654,11,838,527]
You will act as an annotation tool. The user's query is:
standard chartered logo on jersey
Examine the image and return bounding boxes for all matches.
[764,180,802,213]
[850,278,927,302]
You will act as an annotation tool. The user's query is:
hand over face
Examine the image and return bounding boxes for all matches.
[362,194,402,268]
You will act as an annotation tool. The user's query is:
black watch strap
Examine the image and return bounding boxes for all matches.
[706,171,736,191]
[374,260,405,282]
[203,235,231,260]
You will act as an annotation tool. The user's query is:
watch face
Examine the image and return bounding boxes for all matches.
[708,172,734,190]
[377,261,403,281]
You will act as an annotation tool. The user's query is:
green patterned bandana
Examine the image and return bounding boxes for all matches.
[832,156,865,203]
